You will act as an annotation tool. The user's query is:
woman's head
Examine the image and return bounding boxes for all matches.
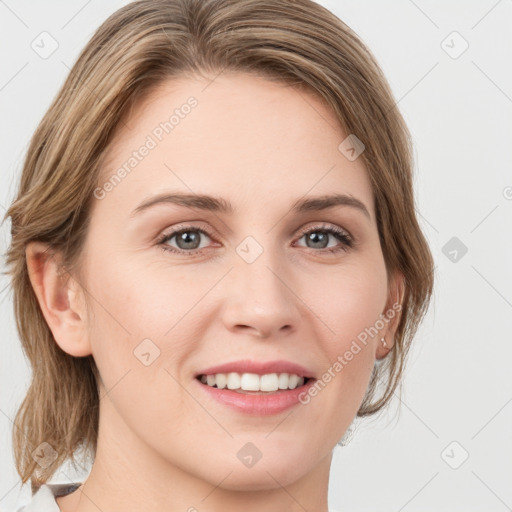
[5,0,434,494]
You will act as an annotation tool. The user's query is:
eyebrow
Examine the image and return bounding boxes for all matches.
[130,192,371,220]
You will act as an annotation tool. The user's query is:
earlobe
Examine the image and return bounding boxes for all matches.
[376,270,405,360]
[25,241,92,357]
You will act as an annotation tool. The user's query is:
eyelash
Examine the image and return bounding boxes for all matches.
[156,223,354,257]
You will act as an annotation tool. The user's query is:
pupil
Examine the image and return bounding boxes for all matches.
[177,231,200,249]
[308,231,328,249]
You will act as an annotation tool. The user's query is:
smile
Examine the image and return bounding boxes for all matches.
[195,372,316,415]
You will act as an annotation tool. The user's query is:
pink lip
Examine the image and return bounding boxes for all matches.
[194,377,316,415]
[195,359,315,378]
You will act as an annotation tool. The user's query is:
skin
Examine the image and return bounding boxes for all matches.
[26,71,403,512]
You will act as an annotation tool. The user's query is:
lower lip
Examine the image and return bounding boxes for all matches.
[194,377,316,415]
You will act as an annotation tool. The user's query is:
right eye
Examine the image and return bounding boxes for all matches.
[156,226,215,255]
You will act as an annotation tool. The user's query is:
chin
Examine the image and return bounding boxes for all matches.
[196,446,316,491]
[210,463,309,492]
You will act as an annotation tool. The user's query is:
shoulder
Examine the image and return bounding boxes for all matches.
[15,482,82,512]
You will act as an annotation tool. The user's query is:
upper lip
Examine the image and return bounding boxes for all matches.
[196,359,316,379]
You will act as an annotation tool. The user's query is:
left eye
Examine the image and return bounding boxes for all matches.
[296,227,352,251]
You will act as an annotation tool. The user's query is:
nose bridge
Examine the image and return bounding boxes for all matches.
[222,236,299,337]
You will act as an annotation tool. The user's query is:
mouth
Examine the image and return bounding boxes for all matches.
[192,359,317,414]
[194,372,316,415]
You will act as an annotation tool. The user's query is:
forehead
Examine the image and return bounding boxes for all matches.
[95,71,374,219]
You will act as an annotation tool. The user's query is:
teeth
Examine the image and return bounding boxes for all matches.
[240,373,260,391]
[215,373,227,389]
[278,373,289,389]
[260,373,279,392]
[288,374,299,389]
[227,372,241,390]
[199,372,306,391]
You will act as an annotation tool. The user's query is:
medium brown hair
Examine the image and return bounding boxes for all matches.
[4,0,434,493]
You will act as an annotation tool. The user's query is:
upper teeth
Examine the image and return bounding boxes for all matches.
[200,372,306,391]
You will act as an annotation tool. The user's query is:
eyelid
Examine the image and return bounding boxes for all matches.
[293,222,354,253]
[156,222,217,247]
[295,222,352,240]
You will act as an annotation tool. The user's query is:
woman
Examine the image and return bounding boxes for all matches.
[5,0,434,510]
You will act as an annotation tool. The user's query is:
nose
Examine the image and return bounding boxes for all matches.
[221,253,300,339]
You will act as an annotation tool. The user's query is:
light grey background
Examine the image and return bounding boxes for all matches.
[1,1,511,511]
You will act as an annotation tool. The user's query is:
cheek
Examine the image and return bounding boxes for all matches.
[308,258,388,345]
[86,252,206,337]
[83,253,212,392]
[300,259,387,403]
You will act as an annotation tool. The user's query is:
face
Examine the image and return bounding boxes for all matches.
[66,72,398,490]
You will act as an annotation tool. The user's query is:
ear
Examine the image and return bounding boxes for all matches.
[375,270,405,360]
[25,241,92,357]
